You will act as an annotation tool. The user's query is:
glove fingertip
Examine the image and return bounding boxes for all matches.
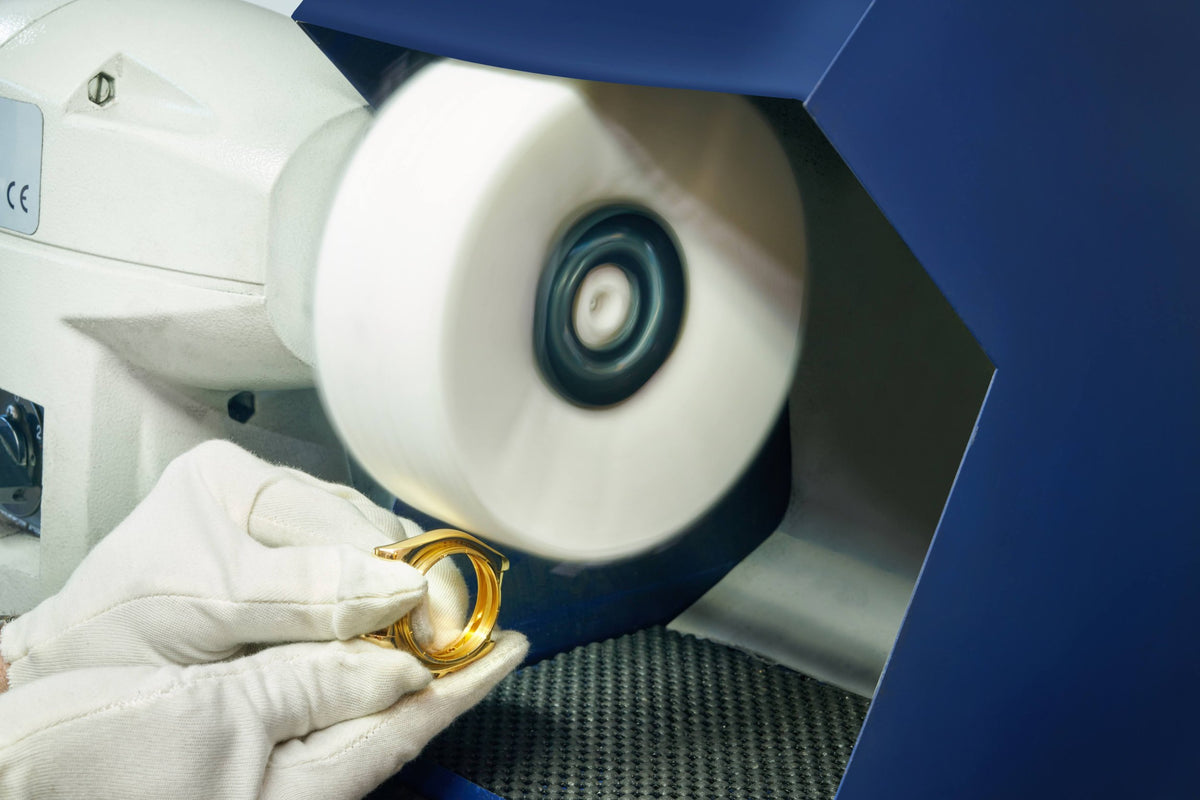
[483,630,530,672]
[260,631,527,800]
[331,551,427,640]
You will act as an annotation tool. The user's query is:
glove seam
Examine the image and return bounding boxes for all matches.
[268,707,398,770]
[1,649,329,750]
[189,444,273,532]
[248,480,402,550]
[273,465,409,530]
[251,506,351,550]
[266,633,521,771]
[241,470,291,535]
[14,589,426,668]
[247,472,412,554]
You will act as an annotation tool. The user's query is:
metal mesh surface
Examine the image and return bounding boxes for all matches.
[416,627,869,799]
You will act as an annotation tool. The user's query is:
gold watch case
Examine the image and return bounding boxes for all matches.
[362,529,509,677]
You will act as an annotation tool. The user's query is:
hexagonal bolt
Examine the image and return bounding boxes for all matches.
[87,72,115,106]
[227,391,256,424]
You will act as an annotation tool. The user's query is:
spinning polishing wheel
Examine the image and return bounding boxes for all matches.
[314,60,806,561]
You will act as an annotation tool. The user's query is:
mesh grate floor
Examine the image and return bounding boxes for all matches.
[410,627,869,799]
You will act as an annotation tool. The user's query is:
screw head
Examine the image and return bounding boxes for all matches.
[87,72,115,106]
[227,391,256,424]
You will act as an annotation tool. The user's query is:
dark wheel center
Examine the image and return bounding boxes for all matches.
[534,206,686,407]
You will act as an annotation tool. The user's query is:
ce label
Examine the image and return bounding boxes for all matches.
[6,181,30,213]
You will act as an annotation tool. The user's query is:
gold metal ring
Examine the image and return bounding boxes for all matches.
[362,529,509,677]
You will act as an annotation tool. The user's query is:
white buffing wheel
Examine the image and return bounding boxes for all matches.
[314,60,806,561]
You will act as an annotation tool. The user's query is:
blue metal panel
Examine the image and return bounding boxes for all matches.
[396,760,504,799]
[292,0,870,98]
[805,2,1200,797]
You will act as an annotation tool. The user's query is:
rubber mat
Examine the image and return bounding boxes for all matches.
[413,627,869,799]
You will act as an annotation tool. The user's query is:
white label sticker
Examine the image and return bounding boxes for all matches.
[0,97,42,235]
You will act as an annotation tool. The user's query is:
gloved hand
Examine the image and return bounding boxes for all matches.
[0,440,527,799]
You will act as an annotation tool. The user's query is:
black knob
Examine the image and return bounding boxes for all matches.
[0,397,42,520]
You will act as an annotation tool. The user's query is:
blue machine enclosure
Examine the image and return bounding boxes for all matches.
[294,1,1200,796]
[807,3,1200,797]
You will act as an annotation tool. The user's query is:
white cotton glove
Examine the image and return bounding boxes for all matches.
[0,633,528,799]
[0,441,527,799]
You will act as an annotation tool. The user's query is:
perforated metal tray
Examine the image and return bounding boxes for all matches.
[382,627,869,799]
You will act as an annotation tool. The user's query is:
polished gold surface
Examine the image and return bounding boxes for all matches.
[362,529,508,677]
